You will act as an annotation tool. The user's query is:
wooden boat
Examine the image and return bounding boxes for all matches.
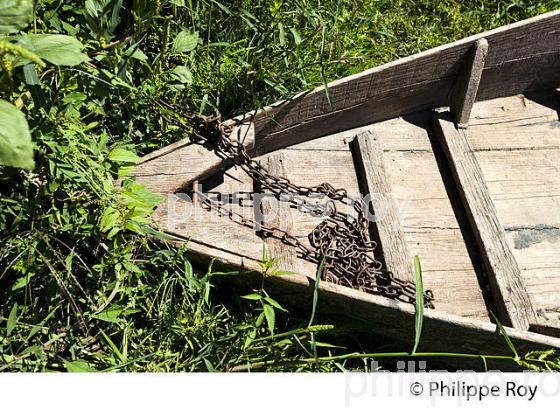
[132,11,560,364]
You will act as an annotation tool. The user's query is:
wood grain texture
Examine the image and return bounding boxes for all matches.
[433,112,537,329]
[451,39,489,127]
[194,243,560,366]
[132,121,256,195]
[352,131,415,282]
[257,153,305,275]
[466,93,560,318]
[273,116,490,320]
[245,11,560,155]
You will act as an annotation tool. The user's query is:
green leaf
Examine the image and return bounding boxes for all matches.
[84,0,102,19]
[263,303,275,334]
[6,302,17,336]
[91,305,124,323]
[11,274,33,290]
[99,328,126,363]
[99,207,119,233]
[0,0,33,34]
[169,0,186,6]
[412,255,424,355]
[264,296,286,312]
[0,100,34,169]
[14,34,89,66]
[308,253,326,327]
[169,65,193,84]
[241,293,262,300]
[107,147,140,163]
[63,359,96,372]
[22,63,40,85]
[268,270,297,276]
[203,358,216,372]
[120,183,162,211]
[289,27,302,45]
[172,30,199,53]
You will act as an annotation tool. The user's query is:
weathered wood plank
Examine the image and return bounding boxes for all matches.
[433,112,537,329]
[132,121,255,195]
[154,192,264,265]
[277,117,490,320]
[256,154,305,275]
[178,237,560,367]
[465,93,560,319]
[222,259,560,365]
[451,39,488,127]
[352,131,415,282]
[247,11,560,155]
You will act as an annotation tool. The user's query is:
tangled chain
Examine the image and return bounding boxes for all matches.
[166,106,434,307]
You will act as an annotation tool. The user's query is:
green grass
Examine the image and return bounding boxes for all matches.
[1,0,560,372]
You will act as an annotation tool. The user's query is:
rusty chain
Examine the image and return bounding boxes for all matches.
[158,102,434,308]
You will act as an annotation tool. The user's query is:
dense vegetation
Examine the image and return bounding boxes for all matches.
[1,0,560,372]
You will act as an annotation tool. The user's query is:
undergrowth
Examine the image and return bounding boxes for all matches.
[1,0,560,372]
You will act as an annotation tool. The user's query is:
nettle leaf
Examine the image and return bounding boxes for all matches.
[107,147,140,163]
[263,303,275,334]
[0,0,33,34]
[123,184,162,207]
[6,302,18,336]
[169,65,193,84]
[99,206,120,233]
[172,30,199,53]
[14,34,89,66]
[0,100,34,169]
[91,305,124,323]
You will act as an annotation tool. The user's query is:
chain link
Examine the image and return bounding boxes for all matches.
[169,108,434,308]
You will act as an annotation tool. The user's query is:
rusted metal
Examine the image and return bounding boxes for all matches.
[161,106,434,307]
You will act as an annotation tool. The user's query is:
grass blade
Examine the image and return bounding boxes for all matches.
[490,311,519,359]
[308,253,327,327]
[412,256,424,355]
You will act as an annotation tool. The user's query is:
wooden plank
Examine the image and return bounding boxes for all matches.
[136,13,560,186]
[451,39,488,127]
[352,131,415,282]
[132,121,255,194]
[176,236,560,368]
[224,261,560,366]
[154,193,264,267]
[256,153,304,275]
[464,94,560,318]
[433,112,537,329]
[245,11,560,155]
[279,117,490,320]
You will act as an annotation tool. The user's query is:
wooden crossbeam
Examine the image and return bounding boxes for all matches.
[433,112,536,329]
[255,153,302,273]
[352,131,415,283]
[450,38,489,128]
